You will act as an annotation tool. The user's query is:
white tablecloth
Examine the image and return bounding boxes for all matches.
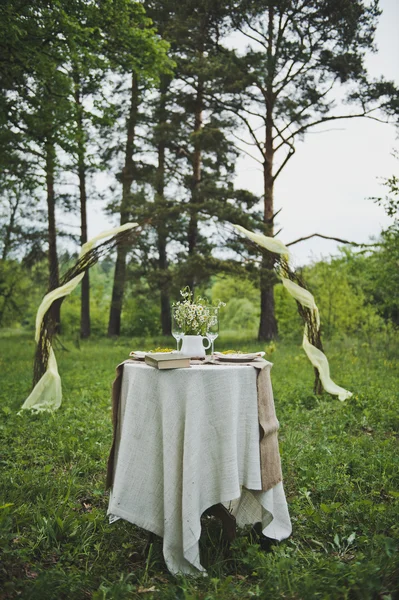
[107,362,291,575]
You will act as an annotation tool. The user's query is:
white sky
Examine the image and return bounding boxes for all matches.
[233,0,399,266]
[85,0,399,267]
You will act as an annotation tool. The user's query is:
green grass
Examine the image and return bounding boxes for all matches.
[0,331,398,599]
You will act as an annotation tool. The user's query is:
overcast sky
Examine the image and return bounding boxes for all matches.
[86,0,399,267]
[233,0,399,267]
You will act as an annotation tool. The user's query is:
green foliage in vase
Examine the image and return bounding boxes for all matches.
[172,286,224,336]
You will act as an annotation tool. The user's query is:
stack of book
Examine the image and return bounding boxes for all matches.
[144,353,190,370]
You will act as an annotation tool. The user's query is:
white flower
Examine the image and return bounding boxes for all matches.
[172,287,225,335]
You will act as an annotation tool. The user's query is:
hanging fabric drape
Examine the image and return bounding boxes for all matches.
[20,223,138,412]
[233,224,352,401]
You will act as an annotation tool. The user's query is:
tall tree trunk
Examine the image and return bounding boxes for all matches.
[258,7,278,342]
[74,74,90,339]
[108,72,139,336]
[1,194,20,260]
[258,149,278,341]
[156,75,171,335]
[186,72,204,292]
[45,136,61,332]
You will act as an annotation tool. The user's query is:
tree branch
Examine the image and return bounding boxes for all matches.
[230,131,261,148]
[274,78,338,146]
[236,25,267,49]
[229,140,264,164]
[272,123,296,179]
[281,110,389,147]
[273,146,296,180]
[221,104,264,156]
[286,233,379,247]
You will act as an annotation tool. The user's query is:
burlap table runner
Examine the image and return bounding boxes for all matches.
[106,358,282,492]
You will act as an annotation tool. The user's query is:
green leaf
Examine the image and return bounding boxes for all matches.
[347,532,356,544]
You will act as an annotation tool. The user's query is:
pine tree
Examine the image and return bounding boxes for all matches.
[104,1,172,336]
[148,0,255,295]
[218,0,399,340]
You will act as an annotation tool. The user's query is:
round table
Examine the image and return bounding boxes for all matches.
[107,361,291,575]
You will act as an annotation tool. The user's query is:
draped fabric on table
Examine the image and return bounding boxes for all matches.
[233,224,352,401]
[106,358,282,493]
[106,360,292,575]
[20,223,139,412]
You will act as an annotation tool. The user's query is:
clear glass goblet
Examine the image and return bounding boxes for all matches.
[207,308,219,357]
[172,310,184,352]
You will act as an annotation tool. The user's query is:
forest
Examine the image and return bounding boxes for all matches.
[1,2,399,598]
[0,0,398,344]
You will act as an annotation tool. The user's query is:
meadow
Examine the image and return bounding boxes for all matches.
[0,331,398,600]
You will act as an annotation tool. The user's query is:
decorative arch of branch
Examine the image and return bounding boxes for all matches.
[20,220,351,412]
[233,225,352,401]
[20,223,139,412]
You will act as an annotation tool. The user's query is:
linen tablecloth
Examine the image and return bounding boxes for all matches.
[107,361,292,575]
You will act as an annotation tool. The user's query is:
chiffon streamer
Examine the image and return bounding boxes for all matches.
[20,223,138,412]
[233,224,352,401]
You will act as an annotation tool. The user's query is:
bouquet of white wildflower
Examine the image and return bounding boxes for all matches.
[172,287,225,336]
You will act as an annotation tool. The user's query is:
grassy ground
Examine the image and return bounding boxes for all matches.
[0,331,398,600]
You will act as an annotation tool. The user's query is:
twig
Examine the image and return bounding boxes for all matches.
[286,233,379,247]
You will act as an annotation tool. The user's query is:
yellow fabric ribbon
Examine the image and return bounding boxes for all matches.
[280,277,320,330]
[232,224,352,401]
[21,223,138,412]
[302,334,352,401]
[233,224,290,259]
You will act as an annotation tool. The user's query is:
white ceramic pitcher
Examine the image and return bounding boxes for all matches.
[180,335,211,358]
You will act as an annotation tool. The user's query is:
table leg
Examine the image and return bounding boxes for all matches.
[204,503,236,543]
[251,521,277,552]
[142,531,156,558]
